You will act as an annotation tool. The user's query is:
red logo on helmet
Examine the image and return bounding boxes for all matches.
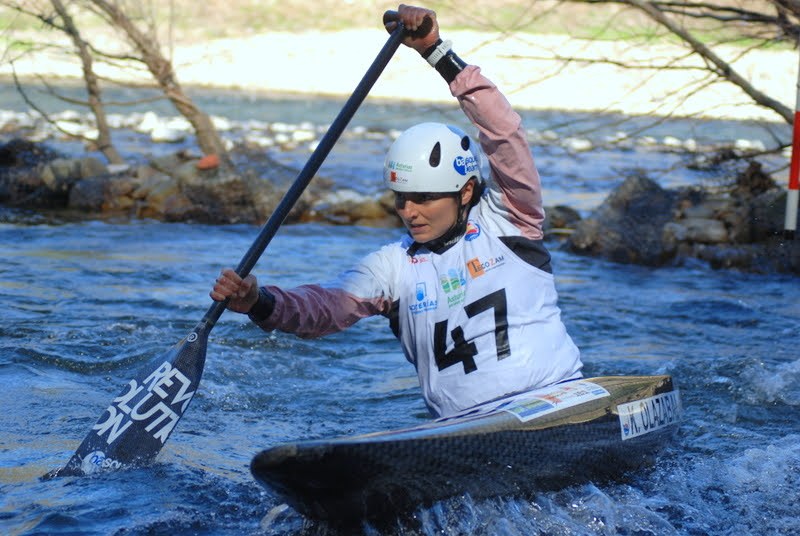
[390,171,398,183]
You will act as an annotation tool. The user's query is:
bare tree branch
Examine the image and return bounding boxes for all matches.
[2,0,228,162]
[87,0,227,158]
[621,0,794,123]
[50,0,123,164]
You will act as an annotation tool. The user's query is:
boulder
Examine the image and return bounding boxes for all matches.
[69,176,107,212]
[567,174,677,265]
[562,161,797,273]
[543,205,582,239]
[305,189,396,226]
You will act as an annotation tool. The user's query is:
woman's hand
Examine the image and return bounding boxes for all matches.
[210,268,259,314]
[385,4,440,54]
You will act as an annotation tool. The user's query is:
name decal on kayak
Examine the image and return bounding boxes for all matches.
[617,390,681,440]
[92,361,196,445]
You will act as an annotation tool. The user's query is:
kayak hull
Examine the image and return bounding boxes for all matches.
[251,375,681,522]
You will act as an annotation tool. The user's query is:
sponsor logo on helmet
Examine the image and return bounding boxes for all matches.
[453,155,479,176]
[388,160,413,172]
[464,221,481,241]
[388,160,413,184]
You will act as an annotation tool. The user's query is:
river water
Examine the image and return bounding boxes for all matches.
[1,84,800,535]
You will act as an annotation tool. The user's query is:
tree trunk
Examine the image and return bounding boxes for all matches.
[50,0,124,164]
[88,0,228,159]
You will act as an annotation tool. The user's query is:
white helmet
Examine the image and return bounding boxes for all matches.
[384,122,482,193]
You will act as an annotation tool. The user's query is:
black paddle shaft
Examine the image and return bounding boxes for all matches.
[48,20,406,478]
[202,19,406,328]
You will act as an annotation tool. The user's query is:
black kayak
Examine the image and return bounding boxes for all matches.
[251,375,681,522]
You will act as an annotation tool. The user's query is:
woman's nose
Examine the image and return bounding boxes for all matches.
[395,198,417,214]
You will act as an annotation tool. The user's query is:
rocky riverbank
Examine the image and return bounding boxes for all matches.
[2,133,797,274]
[0,137,399,227]
[1,23,797,273]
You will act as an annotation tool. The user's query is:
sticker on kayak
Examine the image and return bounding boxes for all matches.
[617,390,681,440]
[503,380,610,423]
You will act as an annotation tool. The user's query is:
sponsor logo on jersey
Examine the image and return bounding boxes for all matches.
[409,281,437,314]
[464,221,481,241]
[439,268,467,307]
[408,255,429,264]
[466,255,506,279]
[453,154,479,176]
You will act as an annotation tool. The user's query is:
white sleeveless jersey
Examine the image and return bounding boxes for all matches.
[361,207,582,417]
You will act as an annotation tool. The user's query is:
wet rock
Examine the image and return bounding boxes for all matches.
[161,192,203,222]
[69,176,107,211]
[150,152,192,176]
[543,205,582,238]
[567,174,677,265]
[40,158,80,192]
[0,141,68,208]
[181,172,258,223]
[696,244,758,271]
[99,177,139,214]
[563,160,798,273]
[40,156,106,186]
[139,181,180,218]
[305,189,398,227]
[680,218,729,244]
[732,160,777,198]
[0,138,61,168]
[750,189,785,241]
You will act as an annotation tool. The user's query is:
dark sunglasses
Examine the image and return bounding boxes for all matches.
[393,191,457,205]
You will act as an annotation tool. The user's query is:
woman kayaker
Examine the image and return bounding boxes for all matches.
[211,4,583,417]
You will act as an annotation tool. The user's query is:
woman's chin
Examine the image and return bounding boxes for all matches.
[409,229,431,242]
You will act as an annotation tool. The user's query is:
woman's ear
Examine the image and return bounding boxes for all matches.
[460,179,475,206]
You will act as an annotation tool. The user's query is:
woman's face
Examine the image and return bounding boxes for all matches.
[394,182,474,243]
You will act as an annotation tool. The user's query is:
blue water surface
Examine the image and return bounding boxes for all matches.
[1,83,799,534]
[1,217,799,535]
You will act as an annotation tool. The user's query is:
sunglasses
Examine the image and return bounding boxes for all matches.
[393,191,457,205]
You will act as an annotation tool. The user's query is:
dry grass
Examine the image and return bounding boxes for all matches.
[0,1,785,50]
[164,0,638,40]
[0,1,637,41]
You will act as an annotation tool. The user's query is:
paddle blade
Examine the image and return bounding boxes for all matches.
[46,321,211,478]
